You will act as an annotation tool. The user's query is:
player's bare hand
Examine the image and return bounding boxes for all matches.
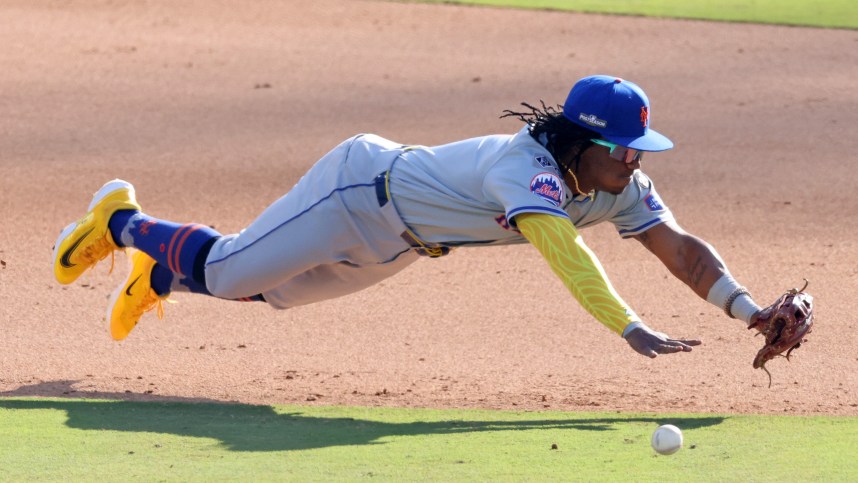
[624,324,701,358]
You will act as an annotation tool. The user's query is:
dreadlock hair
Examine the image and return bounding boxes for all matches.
[500,101,599,175]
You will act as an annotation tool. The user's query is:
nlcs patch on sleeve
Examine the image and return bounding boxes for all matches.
[530,172,564,206]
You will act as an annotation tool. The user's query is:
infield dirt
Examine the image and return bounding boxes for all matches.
[1,0,856,415]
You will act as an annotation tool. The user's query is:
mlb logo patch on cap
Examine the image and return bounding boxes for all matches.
[530,172,564,206]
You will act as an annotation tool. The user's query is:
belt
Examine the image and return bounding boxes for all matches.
[374,172,450,258]
[374,172,393,208]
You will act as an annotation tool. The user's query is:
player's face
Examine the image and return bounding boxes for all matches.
[582,141,641,194]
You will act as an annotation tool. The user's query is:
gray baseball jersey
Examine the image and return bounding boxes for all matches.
[389,126,674,245]
[203,129,673,309]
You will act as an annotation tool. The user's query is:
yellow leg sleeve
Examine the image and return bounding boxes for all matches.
[516,213,639,336]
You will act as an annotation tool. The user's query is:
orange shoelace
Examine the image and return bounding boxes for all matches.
[78,232,117,274]
[132,290,166,322]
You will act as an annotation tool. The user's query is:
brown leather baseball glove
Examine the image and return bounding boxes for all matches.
[748,280,814,387]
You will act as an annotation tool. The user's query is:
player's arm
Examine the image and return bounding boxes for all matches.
[516,212,700,357]
[631,220,761,324]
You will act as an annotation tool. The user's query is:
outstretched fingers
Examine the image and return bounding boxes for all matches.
[652,338,702,356]
[671,338,702,347]
[624,325,702,358]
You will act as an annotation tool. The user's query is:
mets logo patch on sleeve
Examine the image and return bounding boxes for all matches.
[530,172,564,206]
[644,193,664,212]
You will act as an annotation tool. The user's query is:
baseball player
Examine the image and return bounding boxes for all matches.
[53,75,765,358]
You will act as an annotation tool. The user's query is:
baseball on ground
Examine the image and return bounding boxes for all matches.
[651,424,683,455]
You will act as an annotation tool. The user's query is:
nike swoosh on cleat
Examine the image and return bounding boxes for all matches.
[60,227,95,269]
[126,275,142,297]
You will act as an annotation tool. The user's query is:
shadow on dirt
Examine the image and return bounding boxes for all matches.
[0,381,726,452]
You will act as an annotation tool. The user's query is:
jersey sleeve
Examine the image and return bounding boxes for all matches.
[611,172,675,238]
[482,152,570,226]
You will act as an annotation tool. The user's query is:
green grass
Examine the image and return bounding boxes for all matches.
[414,0,858,29]
[1,398,856,481]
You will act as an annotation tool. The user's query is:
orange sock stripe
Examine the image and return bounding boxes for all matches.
[166,224,192,273]
[172,224,204,276]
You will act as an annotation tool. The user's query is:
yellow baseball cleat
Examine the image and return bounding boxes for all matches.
[53,179,141,285]
[107,250,169,341]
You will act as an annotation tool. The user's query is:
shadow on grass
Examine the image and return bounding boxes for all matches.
[0,381,726,452]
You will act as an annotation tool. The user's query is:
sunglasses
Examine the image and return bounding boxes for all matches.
[590,139,643,164]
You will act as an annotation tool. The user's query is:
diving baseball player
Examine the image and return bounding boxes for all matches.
[53,75,769,358]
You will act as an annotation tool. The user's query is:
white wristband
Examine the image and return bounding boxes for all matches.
[622,321,645,339]
[706,274,760,325]
[707,273,739,308]
[730,293,761,325]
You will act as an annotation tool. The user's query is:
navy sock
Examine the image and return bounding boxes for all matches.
[174,272,212,295]
[110,211,264,303]
[108,210,137,248]
[150,263,174,297]
[109,212,221,286]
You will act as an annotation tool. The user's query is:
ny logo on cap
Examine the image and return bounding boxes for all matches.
[640,106,649,128]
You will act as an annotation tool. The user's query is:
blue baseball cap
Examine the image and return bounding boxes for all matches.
[562,75,673,152]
